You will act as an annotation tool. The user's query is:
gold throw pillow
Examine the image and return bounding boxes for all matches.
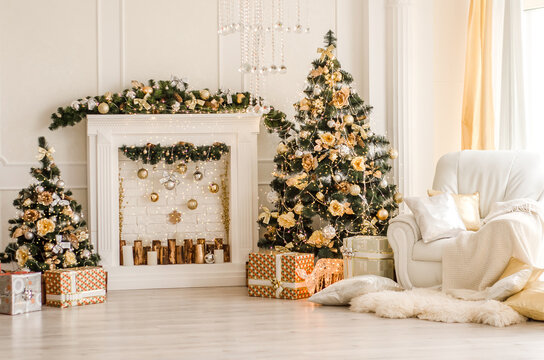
[506,281,544,321]
[499,257,543,283]
[427,190,481,231]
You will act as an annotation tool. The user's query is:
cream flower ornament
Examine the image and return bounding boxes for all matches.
[331,86,350,109]
[351,156,365,171]
[328,200,345,217]
[37,218,56,237]
[276,142,289,154]
[15,246,31,267]
[63,251,77,267]
[308,230,327,247]
[319,132,336,147]
[278,212,296,228]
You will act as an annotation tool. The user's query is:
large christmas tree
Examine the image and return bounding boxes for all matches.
[258,31,403,258]
[0,137,99,271]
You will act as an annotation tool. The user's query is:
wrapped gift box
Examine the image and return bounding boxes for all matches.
[44,266,106,308]
[0,272,42,315]
[342,236,395,280]
[248,252,314,300]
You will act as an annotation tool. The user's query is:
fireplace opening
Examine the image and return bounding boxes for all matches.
[118,145,231,266]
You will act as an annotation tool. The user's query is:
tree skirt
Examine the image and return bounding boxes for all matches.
[350,288,525,327]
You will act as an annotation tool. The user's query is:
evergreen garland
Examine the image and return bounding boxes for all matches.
[120,142,229,165]
[49,77,284,130]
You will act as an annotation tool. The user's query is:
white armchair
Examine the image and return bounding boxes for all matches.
[388,150,544,289]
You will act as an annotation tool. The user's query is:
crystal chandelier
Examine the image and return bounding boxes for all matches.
[218,0,309,112]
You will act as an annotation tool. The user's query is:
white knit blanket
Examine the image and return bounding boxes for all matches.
[442,199,544,291]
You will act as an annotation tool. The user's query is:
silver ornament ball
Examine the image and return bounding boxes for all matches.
[24,232,34,240]
[349,184,361,196]
[313,86,322,96]
[56,179,65,188]
[164,179,176,190]
[81,249,91,258]
[205,253,215,264]
[72,214,81,223]
[380,179,388,188]
[323,225,336,240]
[327,120,336,128]
[295,150,304,157]
[266,191,279,204]
[36,186,44,193]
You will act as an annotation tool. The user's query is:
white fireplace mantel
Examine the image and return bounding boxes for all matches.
[87,114,260,290]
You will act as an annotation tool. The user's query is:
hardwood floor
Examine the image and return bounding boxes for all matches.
[1,287,543,359]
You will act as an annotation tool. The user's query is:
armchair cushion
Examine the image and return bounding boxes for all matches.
[412,237,457,262]
[405,193,466,243]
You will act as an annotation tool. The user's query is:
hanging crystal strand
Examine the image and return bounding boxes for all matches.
[269,0,277,74]
[239,0,250,73]
[229,0,237,32]
[295,0,302,33]
[278,0,286,73]
[304,0,310,32]
[218,0,224,34]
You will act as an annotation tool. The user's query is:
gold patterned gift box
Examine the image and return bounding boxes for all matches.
[0,272,42,315]
[342,236,395,280]
[248,252,314,300]
[44,266,106,308]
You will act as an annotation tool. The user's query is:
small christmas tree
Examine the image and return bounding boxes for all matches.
[0,137,99,271]
[258,31,403,258]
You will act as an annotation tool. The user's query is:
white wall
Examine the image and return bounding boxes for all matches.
[0,0,464,249]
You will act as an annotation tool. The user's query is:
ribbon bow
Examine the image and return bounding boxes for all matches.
[37,146,55,161]
[185,93,205,110]
[317,45,336,61]
[170,75,187,91]
[51,193,69,207]
[270,277,283,293]
[134,94,152,111]
[274,243,294,253]
[340,246,354,259]
[258,207,278,224]
[131,80,144,89]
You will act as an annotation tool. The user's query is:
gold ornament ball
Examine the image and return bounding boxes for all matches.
[176,163,187,174]
[137,168,148,179]
[333,72,343,81]
[394,192,404,204]
[349,184,361,196]
[98,102,110,114]
[150,192,159,202]
[193,170,203,181]
[208,183,220,194]
[199,89,210,100]
[377,208,389,221]
[316,192,325,201]
[343,114,354,125]
[142,86,153,95]
[187,199,198,210]
[389,148,399,159]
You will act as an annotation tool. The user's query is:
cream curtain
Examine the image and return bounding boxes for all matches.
[461,0,496,150]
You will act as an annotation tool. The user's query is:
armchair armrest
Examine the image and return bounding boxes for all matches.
[387,214,422,289]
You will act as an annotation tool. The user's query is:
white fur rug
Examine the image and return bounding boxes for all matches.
[350,288,525,327]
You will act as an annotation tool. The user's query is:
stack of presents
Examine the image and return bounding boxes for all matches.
[0,266,106,315]
[248,235,394,300]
